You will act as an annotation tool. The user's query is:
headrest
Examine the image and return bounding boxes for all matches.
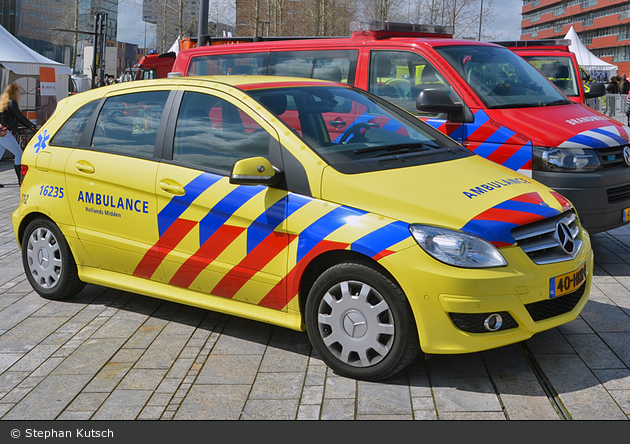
[313,66,343,83]
[259,94,288,116]
[376,57,392,77]
[421,65,440,83]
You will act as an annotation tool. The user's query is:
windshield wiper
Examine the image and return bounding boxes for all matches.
[489,103,542,109]
[353,143,438,155]
[542,99,571,107]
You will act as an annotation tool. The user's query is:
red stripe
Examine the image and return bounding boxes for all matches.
[169,224,245,289]
[468,120,500,142]
[258,239,348,311]
[473,208,546,226]
[550,191,572,212]
[510,192,544,206]
[372,249,395,261]
[133,218,197,279]
[491,241,513,248]
[485,136,527,165]
[211,231,295,298]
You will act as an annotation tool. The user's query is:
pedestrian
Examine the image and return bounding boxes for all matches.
[607,76,619,94]
[0,84,36,187]
[621,74,630,95]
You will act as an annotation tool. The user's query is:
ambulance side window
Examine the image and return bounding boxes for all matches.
[51,100,99,147]
[91,91,169,157]
[368,50,454,117]
[269,50,358,86]
[172,92,271,173]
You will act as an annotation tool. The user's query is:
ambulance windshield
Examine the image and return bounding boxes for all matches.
[436,45,572,109]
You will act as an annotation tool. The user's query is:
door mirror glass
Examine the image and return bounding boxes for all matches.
[416,89,463,115]
[230,157,282,186]
[584,82,606,99]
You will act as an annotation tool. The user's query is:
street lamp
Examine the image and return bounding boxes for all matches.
[478,0,484,41]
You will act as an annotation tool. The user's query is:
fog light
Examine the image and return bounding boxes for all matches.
[483,314,503,332]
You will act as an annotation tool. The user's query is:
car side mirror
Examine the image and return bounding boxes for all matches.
[584,82,606,99]
[416,89,473,123]
[230,157,283,186]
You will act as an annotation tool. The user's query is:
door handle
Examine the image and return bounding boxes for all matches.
[159,179,186,196]
[75,160,95,174]
[329,119,347,128]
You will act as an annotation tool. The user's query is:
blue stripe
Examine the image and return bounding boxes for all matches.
[461,220,519,245]
[447,122,466,142]
[198,186,265,245]
[350,221,410,257]
[590,127,627,146]
[467,110,490,136]
[502,142,533,171]
[565,133,611,149]
[380,118,404,133]
[158,172,222,237]
[472,142,502,159]
[296,206,367,263]
[246,194,311,253]
[493,200,561,218]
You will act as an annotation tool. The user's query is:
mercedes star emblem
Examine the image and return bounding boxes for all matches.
[555,222,575,254]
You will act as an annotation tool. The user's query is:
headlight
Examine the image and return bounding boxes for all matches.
[409,225,507,268]
[533,146,600,172]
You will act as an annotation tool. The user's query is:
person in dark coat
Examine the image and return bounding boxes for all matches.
[0,83,37,186]
[607,76,619,94]
[621,74,630,95]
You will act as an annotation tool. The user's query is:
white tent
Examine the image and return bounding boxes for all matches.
[564,26,617,72]
[0,24,70,107]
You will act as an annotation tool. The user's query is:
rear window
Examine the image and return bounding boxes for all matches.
[269,50,358,85]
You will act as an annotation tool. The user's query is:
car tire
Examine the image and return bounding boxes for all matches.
[305,261,420,381]
[22,218,85,300]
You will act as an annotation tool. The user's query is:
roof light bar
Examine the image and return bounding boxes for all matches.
[350,21,454,37]
[492,39,571,48]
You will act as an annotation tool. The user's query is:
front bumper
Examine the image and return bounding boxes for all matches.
[379,229,593,354]
[533,168,630,234]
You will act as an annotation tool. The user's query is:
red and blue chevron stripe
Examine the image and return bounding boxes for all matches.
[460,192,570,247]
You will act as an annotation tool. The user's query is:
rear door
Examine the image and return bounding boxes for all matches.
[64,88,174,276]
[148,87,293,309]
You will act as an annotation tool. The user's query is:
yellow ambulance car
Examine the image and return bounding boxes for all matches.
[13,76,592,380]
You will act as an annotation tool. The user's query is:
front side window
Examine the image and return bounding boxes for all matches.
[91,91,169,157]
[51,99,99,147]
[269,50,358,85]
[436,45,571,109]
[139,69,158,80]
[172,91,272,172]
[521,55,579,97]
[188,53,269,76]
[368,50,453,116]
[247,85,467,174]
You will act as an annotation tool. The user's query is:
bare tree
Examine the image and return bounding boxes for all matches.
[411,0,498,39]
[147,0,198,52]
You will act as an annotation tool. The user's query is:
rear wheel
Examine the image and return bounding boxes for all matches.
[305,262,420,381]
[22,218,85,300]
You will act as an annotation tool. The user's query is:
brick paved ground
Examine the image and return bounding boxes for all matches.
[0,164,629,420]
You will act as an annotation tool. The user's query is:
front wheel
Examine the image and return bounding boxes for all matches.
[22,218,85,300]
[305,262,420,381]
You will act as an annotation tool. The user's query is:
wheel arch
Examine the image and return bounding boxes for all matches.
[297,249,404,315]
[17,211,55,248]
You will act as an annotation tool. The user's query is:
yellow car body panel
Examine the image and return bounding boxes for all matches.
[13,76,593,354]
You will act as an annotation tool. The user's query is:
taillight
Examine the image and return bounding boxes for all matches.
[20,165,28,186]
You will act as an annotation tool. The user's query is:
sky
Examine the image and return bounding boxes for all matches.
[116,0,524,48]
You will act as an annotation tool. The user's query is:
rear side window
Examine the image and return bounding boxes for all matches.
[172,91,272,173]
[269,50,358,85]
[187,53,269,76]
[51,100,99,147]
[91,91,169,157]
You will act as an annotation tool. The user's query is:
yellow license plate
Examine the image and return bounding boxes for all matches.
[550,263,587,299]
[624,208,630,223]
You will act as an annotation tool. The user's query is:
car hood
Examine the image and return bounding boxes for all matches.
[486,103,630,149]
[321,155,572,247]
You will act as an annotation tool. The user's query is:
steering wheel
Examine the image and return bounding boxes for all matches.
[339,122,378,144]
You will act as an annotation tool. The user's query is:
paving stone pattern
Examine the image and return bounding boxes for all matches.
[0,166,628,420]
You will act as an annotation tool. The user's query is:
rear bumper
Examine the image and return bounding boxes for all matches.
[533,168,630,233]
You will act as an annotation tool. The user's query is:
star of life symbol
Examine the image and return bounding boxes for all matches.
[34,129,49,154]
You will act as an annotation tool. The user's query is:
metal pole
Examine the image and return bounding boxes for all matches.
[198,0,209,43]
[99,14,108,85]
[478,0,484,41]
[92,14,99,87]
